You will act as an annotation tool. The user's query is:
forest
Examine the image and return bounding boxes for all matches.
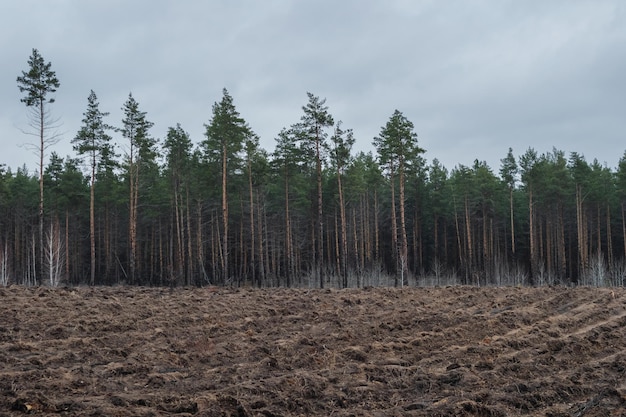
[3,49,626,288]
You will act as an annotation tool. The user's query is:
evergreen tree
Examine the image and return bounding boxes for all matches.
[44,154,87,285]
[16,48,60,285]
[519,148,539,281]
[163,124,193,285]
[330,121,355,286]
[471,160,500,283]
[272,128,305,285]
[427,159,450,271]
[243,132,266,286]
[298,92,334,287]
[202,88,251,283]
[120,93,155,284]
[449,165,474,283]
[373,110,424,286]
[343,152,385,278]
[73,90,113,285]
[94,138,121,284]
[500,148,518,258]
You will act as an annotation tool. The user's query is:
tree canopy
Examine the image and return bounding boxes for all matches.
[6,51,626,288]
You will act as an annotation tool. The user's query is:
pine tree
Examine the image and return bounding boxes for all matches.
[471,160,500,283]
[73,90,113,285]
[273,128,303,285]
[427,159,450,271]
[373,110,424,286]
[163,124,193,285]
[202,88,251,283]
[519,148,539,281]
[449,165,474,283]
[500,148,518,258]
[94,139,121,284]
[330,121,354,286]
[16,48,60,285]
[120,93,155,284]
[298,93,334,287]
[243,133,265,286]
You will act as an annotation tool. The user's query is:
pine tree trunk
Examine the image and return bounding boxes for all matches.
[398,162,408,287]
[316,132,324,288]
[412,218,418,276]
[581,203,591,271]
[434,215,439,263]
[539,217,544,279]
[353,207,360,281]
[221,143,228,283]
[248,159,256,286]
[132,169,139,283]
[606,204,613,267]
[129,162,134,284]
[374,189,380,264]
[558,204,566,280]
[211,211,219,283]
[596,204,602,256]
[529,186,536,281]
[509,187,516,256]
[65,210,70,284]
[39,102,45,285]
[389,168,398,286]
[444,221,449,266]
[284,168,292,287]
[546,217,553,278]
[174,183,184,284]
[576,184,589,279]
[362,195,369,267]
[263,203,271,284]
[186,190,193,285]
[158,220,163,285]
[256,192,265,286]
[464,195,473,284]
[239,205,245,285]
[103,204,110,282]
[334,210,340,279]
[483,208,489,282]
[337,166,348,287]
[576,185,582,278]
[90,159,96,286]
[622,203,626,261]
[196,202,205,285]
[326,219,333,285]
[129,151,139,285]
[454,199,464,277]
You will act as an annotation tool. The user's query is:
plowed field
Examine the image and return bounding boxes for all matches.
[1,285,625,416]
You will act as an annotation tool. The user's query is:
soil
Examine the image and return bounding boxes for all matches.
[0,285,625,416]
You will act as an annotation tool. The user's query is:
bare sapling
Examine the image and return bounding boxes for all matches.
[0,242,9,286]
[45,220,65,287]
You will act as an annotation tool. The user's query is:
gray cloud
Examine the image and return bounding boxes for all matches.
[1,0,625,173]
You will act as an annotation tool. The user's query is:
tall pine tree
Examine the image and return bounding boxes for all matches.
[73,90,113,285]
[298,93,334,287]
[374,110,424,286]
[16,49,60,285]
[120,93,155,284]
[202,88,251,283]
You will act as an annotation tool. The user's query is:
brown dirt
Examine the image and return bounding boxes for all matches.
[0,285,625,416]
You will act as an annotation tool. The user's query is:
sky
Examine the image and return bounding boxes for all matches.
[1,0,625,175]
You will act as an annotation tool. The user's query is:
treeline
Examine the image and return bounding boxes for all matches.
[4,50,626,287]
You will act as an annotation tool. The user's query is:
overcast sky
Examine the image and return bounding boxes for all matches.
[1,0,625,175]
